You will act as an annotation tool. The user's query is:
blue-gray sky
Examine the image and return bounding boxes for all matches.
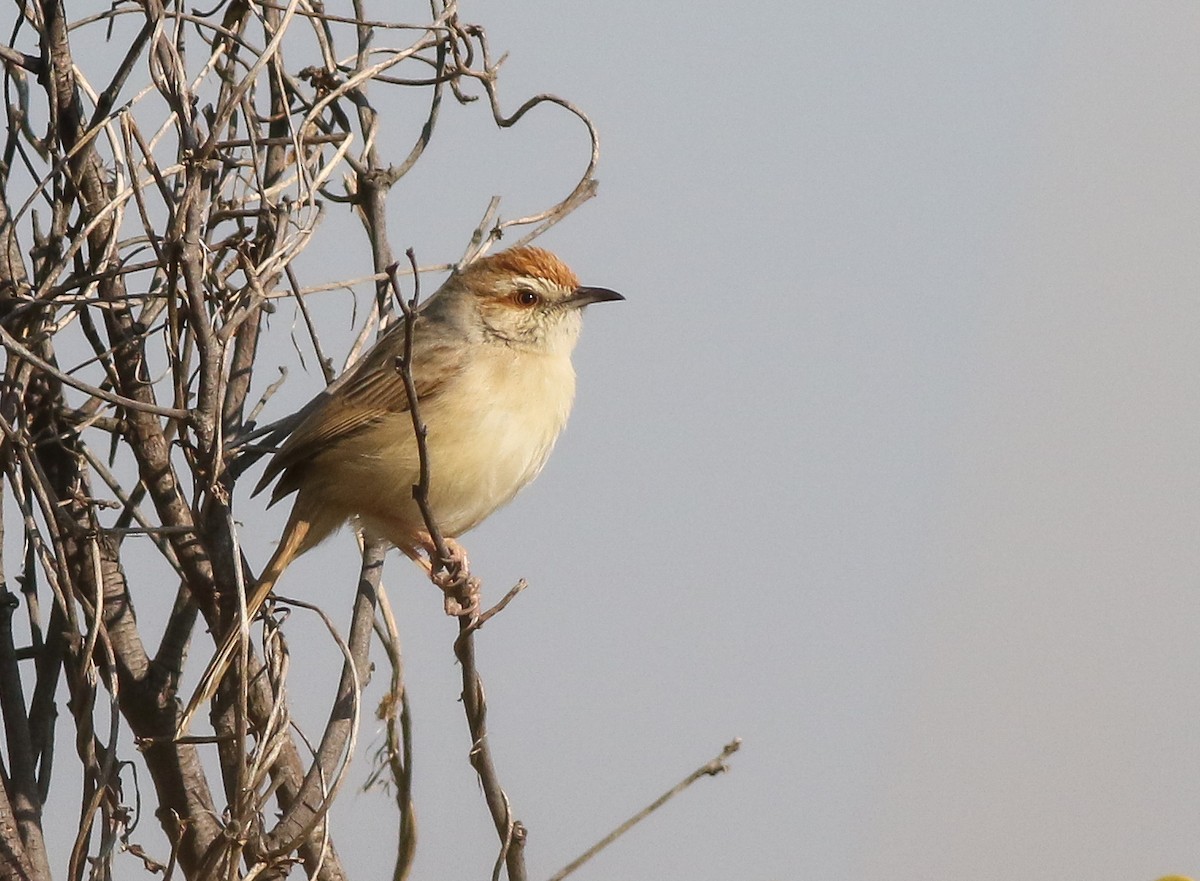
[349,4,1196,879]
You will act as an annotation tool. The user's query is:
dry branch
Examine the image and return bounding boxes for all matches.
[548,739,743,881]
[1,1,603,878]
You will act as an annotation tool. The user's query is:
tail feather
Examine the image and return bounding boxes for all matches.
[175,511,313,737]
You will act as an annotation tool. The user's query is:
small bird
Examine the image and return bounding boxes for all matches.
[180,246,622,731]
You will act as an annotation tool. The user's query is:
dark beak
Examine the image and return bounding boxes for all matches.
[568,286,624,308]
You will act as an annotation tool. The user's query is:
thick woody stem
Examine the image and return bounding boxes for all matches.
[0,582,52,881]
[261,541,384,861]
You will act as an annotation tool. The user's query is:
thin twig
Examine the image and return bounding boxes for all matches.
[0,324,191,421]
[5,2,604,876]
[367,581,416,881]
[547,739,743,881]
[387,250,526,880]
[458,579,527,642]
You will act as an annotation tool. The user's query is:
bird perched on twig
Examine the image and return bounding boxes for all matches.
[180,246,622,732]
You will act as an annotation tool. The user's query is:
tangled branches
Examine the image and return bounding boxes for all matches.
[0,1,597,878]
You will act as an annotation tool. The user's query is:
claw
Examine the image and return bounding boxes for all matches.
[427,539,479,617]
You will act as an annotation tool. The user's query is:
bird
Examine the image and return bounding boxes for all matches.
[179,246,623,733]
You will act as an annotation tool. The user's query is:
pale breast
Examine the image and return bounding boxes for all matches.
[418,345,576,535]
[302,343,576,546]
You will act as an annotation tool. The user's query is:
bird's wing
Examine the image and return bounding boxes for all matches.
[255,319,464,499]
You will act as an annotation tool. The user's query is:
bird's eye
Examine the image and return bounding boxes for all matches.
[514,288,539,306]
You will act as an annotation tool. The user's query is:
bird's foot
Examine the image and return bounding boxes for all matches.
[438,537,470,573]
[429,538,480,617]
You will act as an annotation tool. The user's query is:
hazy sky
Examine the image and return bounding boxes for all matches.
[20,2,1200,879]
[391,4,1196,879]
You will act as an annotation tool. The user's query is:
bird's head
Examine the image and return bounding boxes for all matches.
[448,247,623,355]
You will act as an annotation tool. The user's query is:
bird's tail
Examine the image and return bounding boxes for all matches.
[176,510,313,737]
